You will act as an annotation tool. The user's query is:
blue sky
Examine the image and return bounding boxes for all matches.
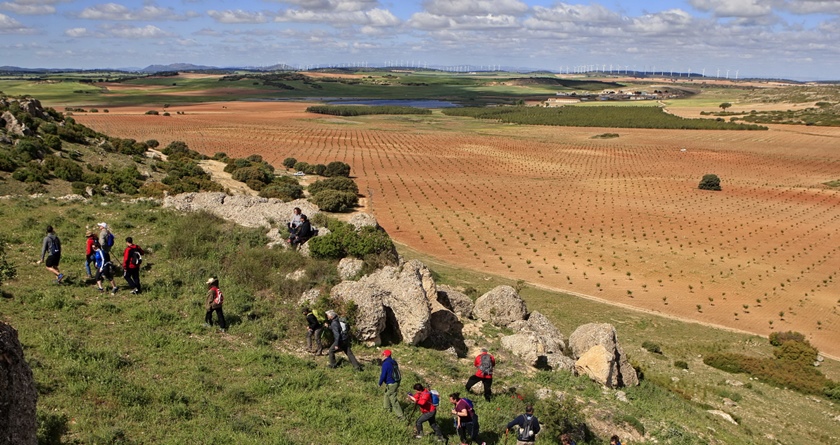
[1,0,839,80]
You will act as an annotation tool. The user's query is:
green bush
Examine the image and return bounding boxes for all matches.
[0,234,18,285]
[308,177,359,196]
[674,360,689,370]
[324,161,351,177]
[698,174,721,191]
[311,189,357,212]
[537,395,589,443]
[282,157,297,169]
[232,166,271,184]
[769,331,806,346]
[642,340,662,354]
[259,182,304,201]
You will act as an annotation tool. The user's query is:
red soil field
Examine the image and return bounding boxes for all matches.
[74,102,840,357]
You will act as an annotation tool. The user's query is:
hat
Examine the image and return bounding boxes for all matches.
[325,310,337,319]
[382,349,391,357]
[206,277,217,285]
[97,222,108,229]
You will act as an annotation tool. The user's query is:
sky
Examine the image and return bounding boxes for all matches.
[1,0,839,80]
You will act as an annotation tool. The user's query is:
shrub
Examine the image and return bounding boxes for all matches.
[324,161,351,177]
[642,341,662,354]
[698,174,721,191]
[293,161,310,172]
[259,182,304,201]
[282,157,297,169]
[0,152,18,172]
[769,331,806,346]
[313,164,326,176]
[308,177,359,195]
[145,110,159,115]
[537,395,590,443]
[232,166,271,184]
[311,189,357,212]
[0,234,18,285]
[674,360,689,370]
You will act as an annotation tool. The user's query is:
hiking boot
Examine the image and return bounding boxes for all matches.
[56,273,64,283]
[98,287,105,293]
[111,287,118,295]
[414,435,423,439]
[130,288,139,295]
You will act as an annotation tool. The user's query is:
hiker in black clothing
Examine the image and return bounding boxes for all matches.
[326,310,360,370]
[37,225,64,283]
[289,214,314,247]
[303,307,323,355]
[506,405,540,444]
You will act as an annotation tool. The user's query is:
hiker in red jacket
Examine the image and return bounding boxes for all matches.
[407,383,444,441]
[122,237,145,294]
[465,348,495,402]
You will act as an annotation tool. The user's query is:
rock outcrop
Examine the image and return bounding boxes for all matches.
[1,111,30,137]
[348,213,379,231]
[162,192,319,228]
[504,311,570,370]
[0,322,38,445]
[437,285,474,319]
[473,285,528,327]
[569,323,638,387]
[330,259,458,346]
[337,258,364,280]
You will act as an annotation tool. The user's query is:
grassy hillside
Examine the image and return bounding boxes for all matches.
[1,197,838,445]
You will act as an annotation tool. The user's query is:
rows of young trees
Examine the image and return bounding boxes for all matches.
[442,106,769,130]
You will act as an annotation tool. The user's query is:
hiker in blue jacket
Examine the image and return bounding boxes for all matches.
[506,405,540,444]
[379,349,403,417]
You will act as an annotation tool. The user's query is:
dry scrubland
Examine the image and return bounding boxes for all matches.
[74,101,840,357]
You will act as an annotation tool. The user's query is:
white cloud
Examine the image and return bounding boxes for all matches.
[208,9,272,24]
[626,9,695,35]
[408,12,520,30]
[0,11,34,33]
[422,0,529,16]
[103,24,175,38]
[78,3,196,21]
[689,0,773,18]
[780,0,840,14]
[64,27,96,37]
[0,2,55,14]
[274,7,399,26]
[273,0,381,12]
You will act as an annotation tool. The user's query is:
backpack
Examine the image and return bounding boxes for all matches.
[129,247,142,267]
[479,353,494,376]
[429,389,440,407]
[518,415,536,441]
[338,317,350,343]
[391,359,402,383]
[212,288,224,306]
[49,236,61,256]
[105,232,115,248]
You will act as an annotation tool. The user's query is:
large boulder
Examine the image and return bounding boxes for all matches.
[330,260,456,346]
[337,257,365,280]
[473,285,527,327]
[437,285,474,319]
[503,311,568,370]
[569,323,638,387]
[1,111,30,137]
[0,322,38,445]
[348,213,379,231]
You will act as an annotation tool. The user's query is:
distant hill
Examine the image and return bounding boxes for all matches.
[140,63,219,73]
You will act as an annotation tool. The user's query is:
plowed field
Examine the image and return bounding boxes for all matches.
[75,102,840,357]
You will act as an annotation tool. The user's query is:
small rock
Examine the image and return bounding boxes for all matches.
[723,398,737,407]
[726,379,744,387]
[671,376,680,383]
[285,269,306,281]
[707,410,738,425]
[615,390,628,403]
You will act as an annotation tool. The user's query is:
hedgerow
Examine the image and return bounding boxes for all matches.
[442,106,768,130]
[306,105,432,116]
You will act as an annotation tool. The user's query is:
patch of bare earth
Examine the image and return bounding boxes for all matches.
[75,102,840,357]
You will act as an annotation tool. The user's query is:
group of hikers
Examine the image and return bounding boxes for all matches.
[38,222,145,295]
[303,307,627,444]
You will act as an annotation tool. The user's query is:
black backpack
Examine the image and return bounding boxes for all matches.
[338,317,350,343]
[391,359,402,383]
[129,247,142,267]
[49,236,61,256]
[518,415,536,441]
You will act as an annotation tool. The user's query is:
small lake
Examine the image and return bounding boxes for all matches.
[325,99,460,108]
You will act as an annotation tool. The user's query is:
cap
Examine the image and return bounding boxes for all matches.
[206,277,217,285]
[382,349,391,357]
[97,222,108,228]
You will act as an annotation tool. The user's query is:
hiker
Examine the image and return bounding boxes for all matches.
[379,349,403,417]
[326,310,360,371]
[303,307,323,355]
[97,222,114,254]
[37,225,63,283]
[610,435,621,445]
[288,207,302,233]
[506,405,540,444]
[289,214,315,247]
[466,348,495,402]
[407,383,444,441]
[122,237,145,294]
[560,434,576,445]
[84,231,96,278]
[204,277,227,333]
[92,242,118,294]
[449,392,476,445]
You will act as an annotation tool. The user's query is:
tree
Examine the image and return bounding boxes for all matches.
[698,174,721,191]
[324,161,351,177]
[282,157,297,169]
[719,102,732,111]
